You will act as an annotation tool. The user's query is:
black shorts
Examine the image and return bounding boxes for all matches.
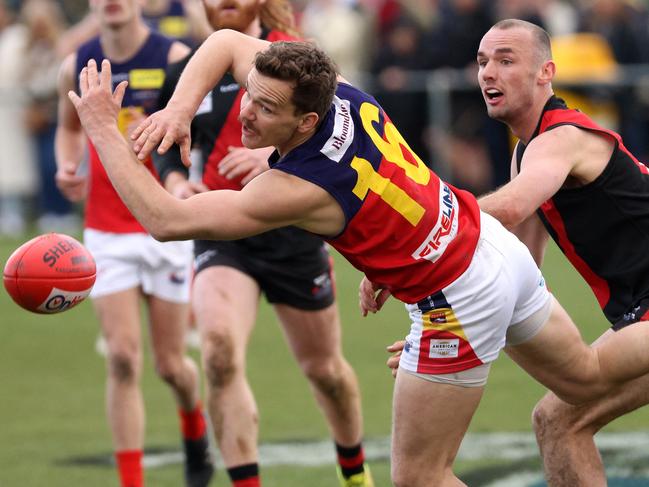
[612,297,649,331]
[193,227,335,311]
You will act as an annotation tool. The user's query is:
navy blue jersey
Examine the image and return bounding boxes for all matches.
[516,96,649,325]
[76,31,173,232]
[270,83,480,303]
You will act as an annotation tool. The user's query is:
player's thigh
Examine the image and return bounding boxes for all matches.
[92,287,142,349]
[192,265,261,354]
[146,295,190,359]
[505,295,598,400]
[537,328,649,431]
[392,370,484,473]
[274,302,343,363]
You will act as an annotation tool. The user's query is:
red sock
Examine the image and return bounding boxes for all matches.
[233,479,261,487]
[179,402,207,440]
[115,450,143,487]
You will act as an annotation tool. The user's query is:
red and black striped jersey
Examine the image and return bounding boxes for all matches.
[516,95,649,323]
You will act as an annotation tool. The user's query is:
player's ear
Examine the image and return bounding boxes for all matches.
[539,60,555,86]
[296,112,319,134]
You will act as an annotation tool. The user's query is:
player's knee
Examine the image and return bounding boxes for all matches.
[301,357,345,397]
[108,346,140,384]
[154,357,183,386]
[202,330,238,389]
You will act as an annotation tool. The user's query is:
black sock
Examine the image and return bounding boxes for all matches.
[336,443,365,478]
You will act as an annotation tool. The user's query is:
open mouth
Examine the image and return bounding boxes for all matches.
[485,88,503,101]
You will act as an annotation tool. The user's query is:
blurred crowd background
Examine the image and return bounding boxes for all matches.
[2,0,649,237]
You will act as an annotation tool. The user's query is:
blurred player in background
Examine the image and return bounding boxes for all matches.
[54,1,212,486]
[153,1,372,486]
[478,19,649,487]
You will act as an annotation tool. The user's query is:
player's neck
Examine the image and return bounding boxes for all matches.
[510,97,551,144]
[100,21,150,63]
[277,129,316,157]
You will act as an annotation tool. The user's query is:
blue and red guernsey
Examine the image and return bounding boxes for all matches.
[76,32,172,233]
[516,96,649,323]
[270,83,480,303]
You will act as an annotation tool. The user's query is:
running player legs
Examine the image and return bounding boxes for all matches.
[193,265,261,468]
[531,331,649,487]
[275,302,364,448]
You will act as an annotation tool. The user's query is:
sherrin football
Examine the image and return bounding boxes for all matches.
[3,233,96,314]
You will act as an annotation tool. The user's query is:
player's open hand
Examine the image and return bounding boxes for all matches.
[386,340,405,378]
[219,146,273,185]
[359,276,392,316]
[68,59,127,138]
[130,102,193,167]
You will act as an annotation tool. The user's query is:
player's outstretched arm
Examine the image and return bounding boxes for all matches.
[71,59,343,243]
[131,29,270,165]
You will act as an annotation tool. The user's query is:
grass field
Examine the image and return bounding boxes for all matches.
[1,232,648,486]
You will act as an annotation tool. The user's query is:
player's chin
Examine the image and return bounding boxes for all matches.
[241,134,262,149]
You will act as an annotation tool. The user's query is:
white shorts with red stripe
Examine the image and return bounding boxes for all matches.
[399,212,551,376]
[84,229,193,303]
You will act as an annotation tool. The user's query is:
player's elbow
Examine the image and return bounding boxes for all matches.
[146,216,186,242]
[481,194,528,230]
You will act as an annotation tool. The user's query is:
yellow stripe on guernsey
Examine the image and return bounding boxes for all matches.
[129,69,166,90]
[422,308,468,342]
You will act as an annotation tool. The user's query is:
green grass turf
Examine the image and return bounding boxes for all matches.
[1,232,647,486]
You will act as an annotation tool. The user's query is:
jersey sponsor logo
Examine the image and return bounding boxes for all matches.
[168,271,186,285]
[219,83,240,93]
[129,69,165,89]
[428,338,459,358]
[196,91,213,115]
[37,287,92,313]
[429,311,447,323]
[194,249,217,269]
[320,96,354,163]
[112,72,129,84]
[411,183,458,262]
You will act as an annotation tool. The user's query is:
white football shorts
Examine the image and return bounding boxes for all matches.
[399,212,552,383]
[84,229,193,303]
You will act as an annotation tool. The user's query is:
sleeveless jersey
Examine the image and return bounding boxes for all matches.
[76,32,172,233]
[516,96,649,323]
[270,83,481,303]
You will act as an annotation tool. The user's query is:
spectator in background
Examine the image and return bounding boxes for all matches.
[300,0,374,87]
[21,0,79,233]
[419,0,507,194]
[370,11,431,170]
[577,0,649,161]
[0,0,36,236]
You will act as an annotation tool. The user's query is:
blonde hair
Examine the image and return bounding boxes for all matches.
[260,0,300,38]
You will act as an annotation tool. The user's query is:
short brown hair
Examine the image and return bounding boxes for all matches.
[491,19,552,65]
[254,41,338,120]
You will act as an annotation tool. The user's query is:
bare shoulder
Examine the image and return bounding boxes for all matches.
[168,40,192,63]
